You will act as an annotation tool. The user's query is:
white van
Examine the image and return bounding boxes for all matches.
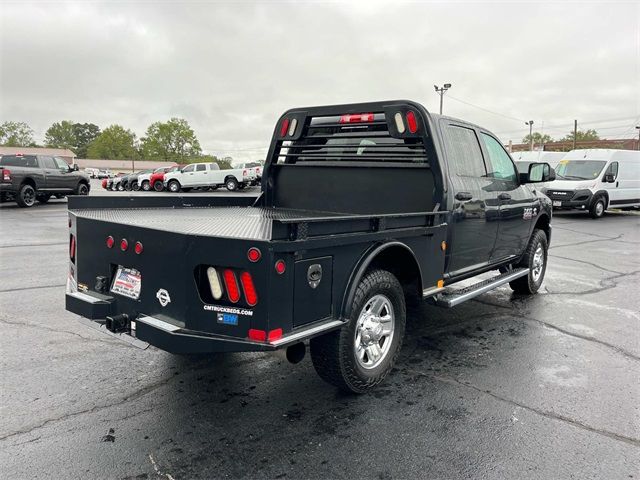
[510,151,566,169]
[542,149,640,218]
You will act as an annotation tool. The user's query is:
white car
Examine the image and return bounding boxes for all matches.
[164,162,256,192]
[541,149,640,218]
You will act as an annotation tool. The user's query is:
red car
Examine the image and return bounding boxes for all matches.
[101,178,108,189]
[149,166,181,192]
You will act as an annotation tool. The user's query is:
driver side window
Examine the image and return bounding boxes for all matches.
[182,165,195,173]
[53,157,69,170]
[481,133,517,183]
[604,161,618,180]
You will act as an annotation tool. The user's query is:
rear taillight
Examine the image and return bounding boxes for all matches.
[275,259,286,275]
[106,236,114,248]
[248,329,267,341]
[243,169,248,176]
[223,269,240,303]
[207,267,223,300]
[339,113,374,123]
[134,241,143,255]
[406,111,418,133]
[2,169,11,182]
[69,234,76,262]
[120,239,128,251]
[240,272,258,306]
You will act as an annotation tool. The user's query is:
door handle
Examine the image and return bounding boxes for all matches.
[455,192,473,201]
[498,193,511,201]
[616,181,619,188]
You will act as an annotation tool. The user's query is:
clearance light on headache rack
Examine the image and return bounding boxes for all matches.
[207,267,223,300]
[279,118,290,137]
[339,113,374,124]
[406,111,418,133]
[288,118,298,136]
[394,113,406,134]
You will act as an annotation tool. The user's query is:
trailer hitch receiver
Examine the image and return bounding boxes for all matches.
[105,314,129,333]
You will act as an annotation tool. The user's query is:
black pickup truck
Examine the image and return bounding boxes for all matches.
[0,154,90,207]
[66,100,554,393]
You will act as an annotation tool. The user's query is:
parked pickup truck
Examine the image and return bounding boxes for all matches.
[235,162,263,185]
[164,162,256,192]
[66,100,554,393]
[0,153,90,207]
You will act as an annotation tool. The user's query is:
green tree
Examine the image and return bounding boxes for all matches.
[141,118,202,161]
[522,132,553,145]
[44,120,76,150]
[72,123,101,158]
[192,154,232,169]
[562,129,599,143]
[87,125,138,160]
[0,121,36,146]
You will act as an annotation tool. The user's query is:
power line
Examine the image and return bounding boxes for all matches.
[445,95,526,123]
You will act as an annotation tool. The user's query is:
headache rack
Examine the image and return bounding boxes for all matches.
[269,101,432,166]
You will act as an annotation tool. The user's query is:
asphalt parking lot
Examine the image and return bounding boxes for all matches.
[0,190,638,479]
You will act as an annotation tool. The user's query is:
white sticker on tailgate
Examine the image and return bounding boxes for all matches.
[111,267,142,299]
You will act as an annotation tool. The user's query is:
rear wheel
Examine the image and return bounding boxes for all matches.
[509,229,548,294]
[310,269,406,393]
[37,193,51,204]
[16,184,36,208]
[590,197,606,219]
[168,180,181,193]
[225,178,238,191]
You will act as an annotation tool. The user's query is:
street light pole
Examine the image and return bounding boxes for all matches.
[434,83,452,115]
[636,125,640,151]
[525,120,534,151]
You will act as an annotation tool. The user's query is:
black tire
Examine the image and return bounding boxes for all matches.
[131,181,140,191]
[124,182,132,191]
[238,183,245,190]
[168,180,181,193]
[55,194,65,199]
[153,181,163,192]
[76,182,89,196]
[509,229,548,294]
[225,178,238,191]
[589,196,606,219]
[141,181,150,191]
[16,184,36,208]
[310,269,406,393]
[37,193,51,204]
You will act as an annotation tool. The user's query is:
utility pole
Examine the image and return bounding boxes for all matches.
[525,120,534,151]
[636,125,640,151]
[434,83,452,114]
[573,120,578,150]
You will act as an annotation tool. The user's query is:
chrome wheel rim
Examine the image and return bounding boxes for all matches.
[354,294,395,369]
[23,187,35,206]
[596,201,604,216]
[532,244,544,282]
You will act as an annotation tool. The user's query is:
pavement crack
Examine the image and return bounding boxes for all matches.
[548,253,625,275]
[550,234,623,250]
[410,370,640,448]
[0,283,66,294]
[552,226,617,240]
[0,374,177,442]
[0,317,123,345]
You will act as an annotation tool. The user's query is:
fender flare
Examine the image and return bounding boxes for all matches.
[591,190,609,207]
[340,241,422,320]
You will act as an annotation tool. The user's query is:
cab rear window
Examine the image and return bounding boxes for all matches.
[0,155,38,168]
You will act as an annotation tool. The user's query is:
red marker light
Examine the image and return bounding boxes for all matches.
[69,235,76,260]
[106,236,114,249]
[406,111,418,133]
[248,329,267,342]
[240,272,258,306]
[134,241,143,255]
[339,113,374,124]
[275,260,286,275]
[268,328,283,342]
[120,239,128,251]
[280,118,290,137]
[223,269,240,303]
[247,247,261,262]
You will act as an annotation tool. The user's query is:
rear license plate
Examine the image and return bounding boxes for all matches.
[552,200,562,207]
[111,266,142,299]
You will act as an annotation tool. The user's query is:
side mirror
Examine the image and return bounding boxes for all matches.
[527,162,555,183]
[69,164,79,172]
[604,173,615,183]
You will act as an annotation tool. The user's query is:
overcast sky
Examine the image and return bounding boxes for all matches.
[1,0,638,161]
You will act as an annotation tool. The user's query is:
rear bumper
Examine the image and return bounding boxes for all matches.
[65,291,343,354]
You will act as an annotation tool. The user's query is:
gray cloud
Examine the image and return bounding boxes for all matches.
[1,0,638,160]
